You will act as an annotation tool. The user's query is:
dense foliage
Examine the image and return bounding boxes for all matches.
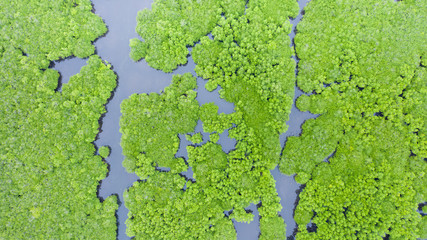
[280,0,426,238]
[121,74,236,239]
[0,0,107,59]
[120,73,200,178]
[192,2,299,238]
[99,146,111,159]
[129,0,248,72]
[124,0,299,239]
[125,160,238,239]
[0,0,118,238]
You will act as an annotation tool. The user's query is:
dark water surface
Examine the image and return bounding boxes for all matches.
[53,0,314,239]
[276,0,317,237]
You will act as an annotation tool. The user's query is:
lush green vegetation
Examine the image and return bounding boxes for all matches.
[0,0,107,60]
[99,146,111,159]
[280,0,426,238]
[3,0,425,239]
[0,0,118,238]
[129,0,249,72]
[121,73,200,178]
[124,0,299,239]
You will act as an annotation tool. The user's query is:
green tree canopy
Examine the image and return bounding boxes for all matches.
[280,0,426,238]
[0,0,118,238]
[0,51,118,239]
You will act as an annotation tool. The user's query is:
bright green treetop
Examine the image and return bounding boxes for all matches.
[186,132,204,144]
[99,146,111,158]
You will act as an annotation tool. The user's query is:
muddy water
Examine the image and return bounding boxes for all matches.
[53,0,314,239]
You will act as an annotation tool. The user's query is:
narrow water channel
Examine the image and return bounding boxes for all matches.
[91,1,165,239]
[53,0,315,239]
[274,0,317,238]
